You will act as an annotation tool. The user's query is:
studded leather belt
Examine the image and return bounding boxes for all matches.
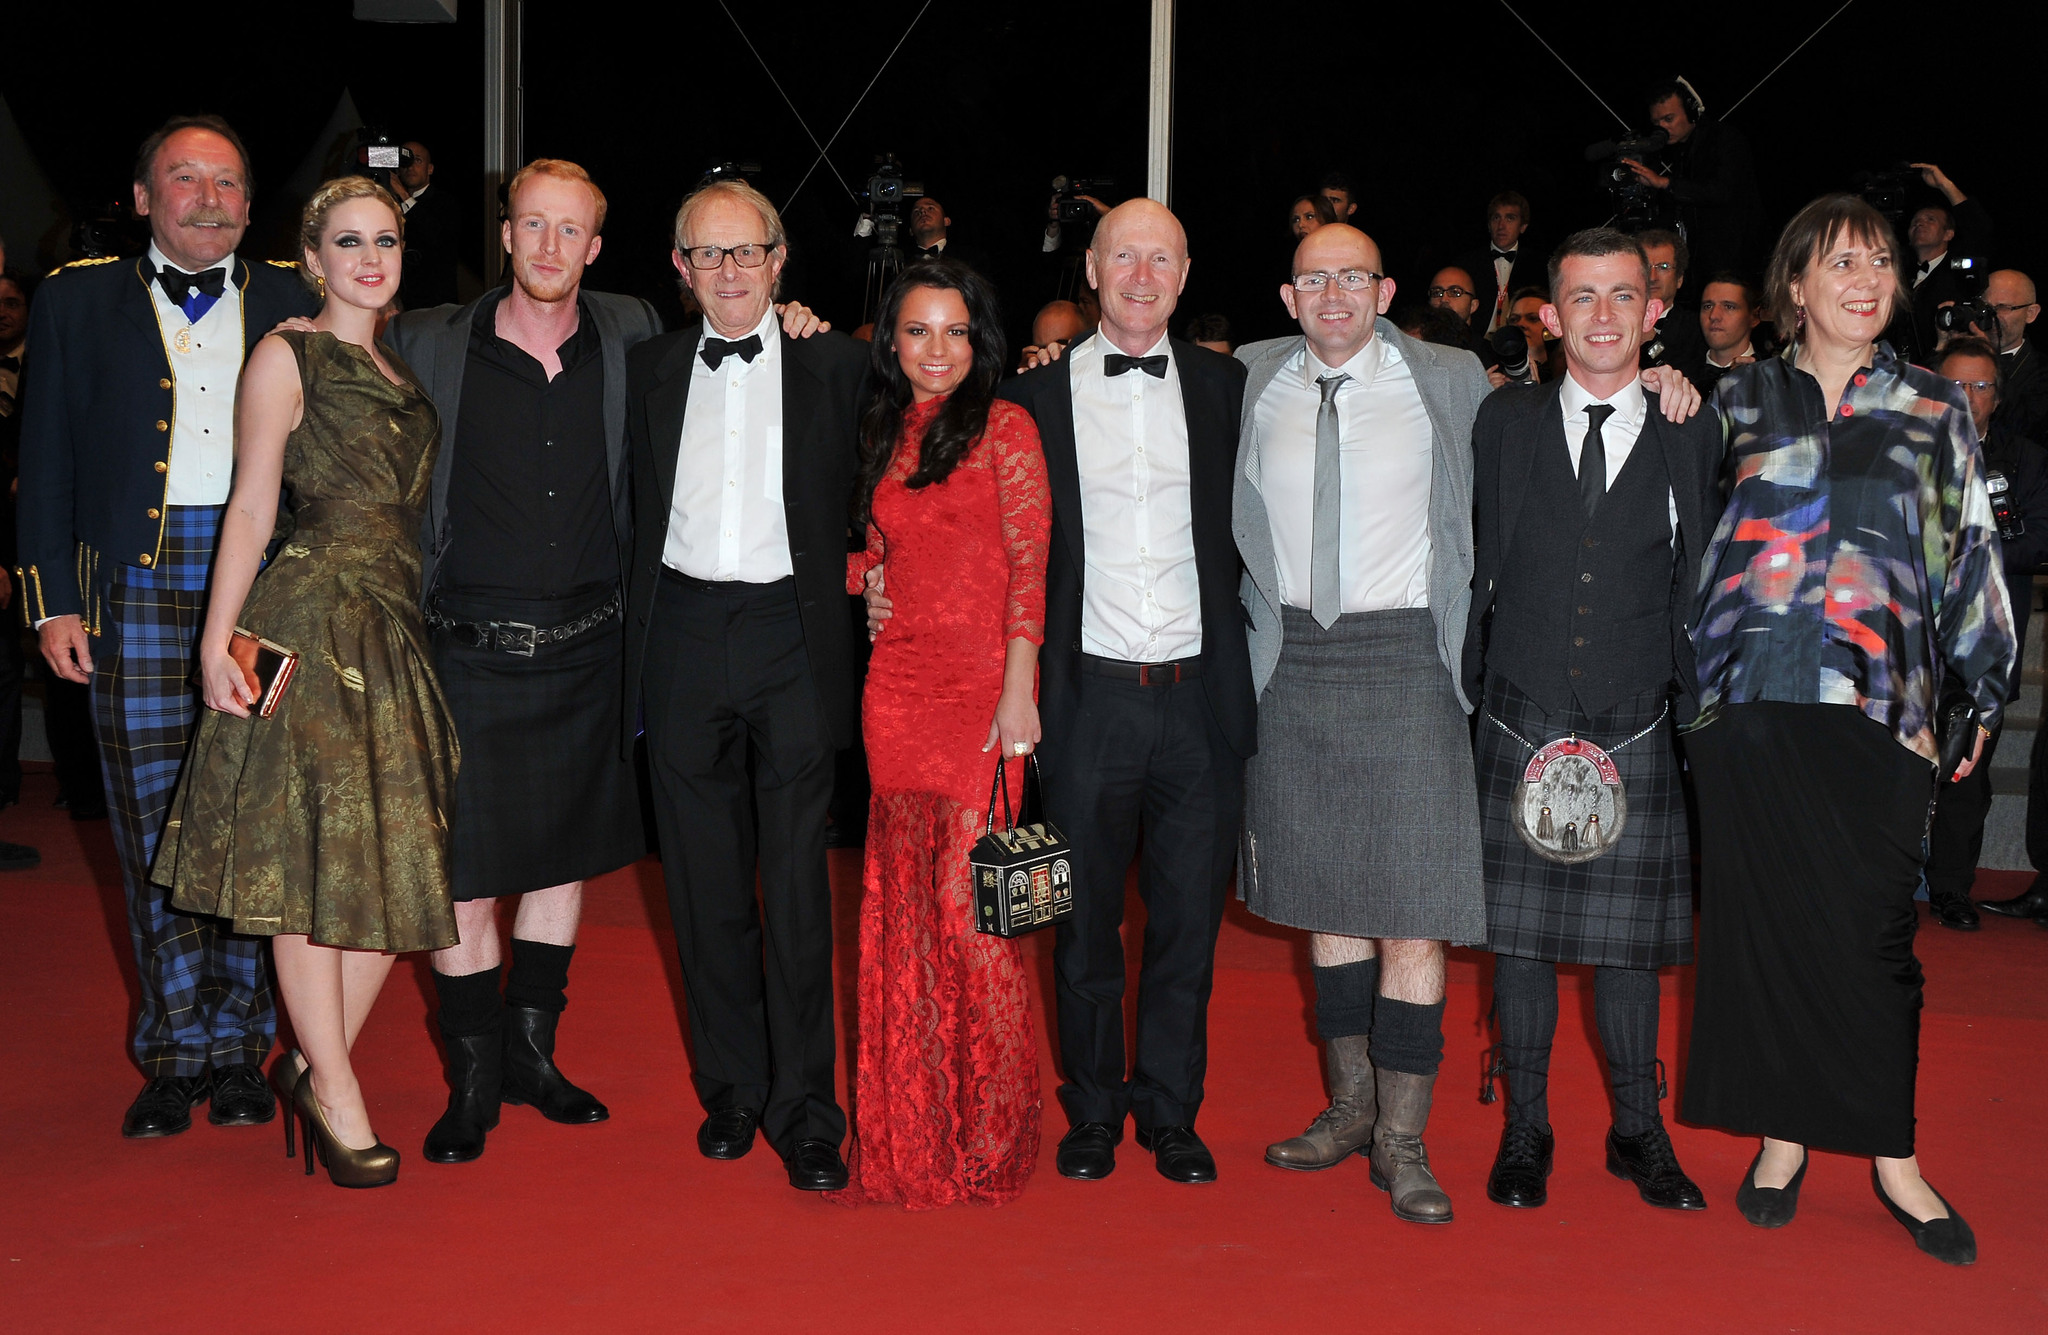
[426,592,621,658]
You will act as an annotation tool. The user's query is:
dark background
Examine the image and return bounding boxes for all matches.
[6,1,2042,353]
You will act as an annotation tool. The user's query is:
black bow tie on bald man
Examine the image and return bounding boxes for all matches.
[701,334,764,371]
[1104,353,1168,379]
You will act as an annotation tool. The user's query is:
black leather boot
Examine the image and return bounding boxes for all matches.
[501,1006,608,1124]
[423,1032,503,1163]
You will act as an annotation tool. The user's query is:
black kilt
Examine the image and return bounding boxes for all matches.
[432,588,648,901]
[1474,674,1692,968]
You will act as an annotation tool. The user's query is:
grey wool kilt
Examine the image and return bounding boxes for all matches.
[1474,674,1693,968]
[432,588,649,902]
[1239,606,1487,945]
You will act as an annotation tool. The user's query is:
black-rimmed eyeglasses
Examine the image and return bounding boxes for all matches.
[681,242,775,270]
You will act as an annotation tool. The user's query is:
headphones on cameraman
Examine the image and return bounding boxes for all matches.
[1668,76,1705,123]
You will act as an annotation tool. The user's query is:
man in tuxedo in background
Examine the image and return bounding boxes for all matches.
[986,199,1255,1184]
[397,139,460,309]
[18,115,316,1137]
[906,195,986,274]
[1636,229,1707,386]
[1456,191,1536,337]
[623,179,866,1192]
[1895,164,1993,365]
[1697,273,1764,396]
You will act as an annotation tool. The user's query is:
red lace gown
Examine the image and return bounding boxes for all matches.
[831,395,1051,1208]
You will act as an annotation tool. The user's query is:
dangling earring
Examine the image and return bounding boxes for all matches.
[1794,304,1805,331]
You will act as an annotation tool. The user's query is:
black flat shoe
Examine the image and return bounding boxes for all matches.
[1606,1124,1706,1210]
[206,1061,277,1127]
[784,1139,849,1191]
[121,1074,210,1138]
[1873,1167,1976,1265]
[1979,878,2048,920]
[1055,1121,1121,1180]
[1735,1146,1806,1227]
[1135,1124,1216,1184]
[1928,892,1981,931]
[1486,1121,1554,1208]
[697,1108,761,1160]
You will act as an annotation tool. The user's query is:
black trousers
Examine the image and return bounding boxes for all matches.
[1046,670,1244,1130]
[642,572,845,1156]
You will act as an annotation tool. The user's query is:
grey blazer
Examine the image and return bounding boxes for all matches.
[383,288,664,600]
[1232,320,1491,711]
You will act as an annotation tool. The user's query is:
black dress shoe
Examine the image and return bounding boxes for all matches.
[1136,1125,1217,1184]
[0,839,40,872]
[122,1074,210,1138]
[1873,1166,1976,1265]
[1928,891,1981,931]
[206,1061,277,1126]
[1606,1125,1706,1210]
[784,1139,849,1191]
[1735,1146,1807,1227]
[1980,877,2048,920]
[500,1007,608,1124]
[697,1108,761,1160]
[424,1033,503,1164]
[1486,1120,1554,1208]
[1056,1122,1121,1180]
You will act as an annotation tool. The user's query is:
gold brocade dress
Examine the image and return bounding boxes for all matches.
[155,330,458,952]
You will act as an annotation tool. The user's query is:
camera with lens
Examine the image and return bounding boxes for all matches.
[1583,129,1670,228]
[1052,175,1115,224]
[1987,470,2024,542]
[351,127,413,193]
[1490,324,1536,385]
[853,153,924,250]
[1852,163,1919,228]
[1934,257,1994,334]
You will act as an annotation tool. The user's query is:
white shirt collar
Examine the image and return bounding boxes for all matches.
[1082,327,1172,367]
[1560,367,1646,427]
[147,240,237,282]
[1304,332,1389,389]
[696,306,780,362]
[1706,339,1752,369]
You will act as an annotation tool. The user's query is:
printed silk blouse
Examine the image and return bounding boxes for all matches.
[1689,341,2018,764]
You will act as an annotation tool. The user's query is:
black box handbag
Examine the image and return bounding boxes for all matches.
[970,754,1075,938]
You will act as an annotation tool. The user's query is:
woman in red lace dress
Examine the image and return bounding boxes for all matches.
[833,261,1050,1208]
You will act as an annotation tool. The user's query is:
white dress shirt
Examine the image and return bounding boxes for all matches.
[663,307,792,583]
[1487,249,1517,332]
[1705,339,1754,369]
[1255,336,1433,614]
[148,241,244,507]
[1914,249,1947,288]
[1069,332,1203,661]
[400,183,428,215]
[1559,370,1676,536]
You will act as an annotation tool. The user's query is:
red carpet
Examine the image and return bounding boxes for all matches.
[4,764,2045,1332]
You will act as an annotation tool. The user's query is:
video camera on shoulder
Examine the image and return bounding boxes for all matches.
[1052,175,1115,224]
[1583,129,1670,229]
[1852,163,1919,229]
[351,127,413,193]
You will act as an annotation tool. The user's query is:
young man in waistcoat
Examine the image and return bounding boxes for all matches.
[1463,228,1722,1211]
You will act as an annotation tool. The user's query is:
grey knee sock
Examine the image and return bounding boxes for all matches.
[1491,954,1558,1129]
[1595,965,1663,1136]
[1313,957,1380,1041]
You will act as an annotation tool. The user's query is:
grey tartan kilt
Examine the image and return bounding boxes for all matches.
[1239,607,1487,946]
[1475,673,1694,968]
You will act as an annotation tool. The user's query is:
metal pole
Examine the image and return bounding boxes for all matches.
[1147,0,1173,205]
[483,0,523,283]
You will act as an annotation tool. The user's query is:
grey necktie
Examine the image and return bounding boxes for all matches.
[1579,403,1615,519]
[1311,372,1350,628]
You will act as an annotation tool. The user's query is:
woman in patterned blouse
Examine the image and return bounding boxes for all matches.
[1681,194,2016,1266]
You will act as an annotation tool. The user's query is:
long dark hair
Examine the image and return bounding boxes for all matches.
[856,261,1008,524]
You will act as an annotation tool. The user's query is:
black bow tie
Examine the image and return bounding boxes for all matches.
[701,334,764,370]
[916,245,942,260]
[154,264,226,306]
[1104,352,1168,379]
[1492,249,1517,262]
[0,354,18,373]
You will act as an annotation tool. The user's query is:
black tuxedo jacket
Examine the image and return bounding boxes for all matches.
[15,253,317,625]
[398,186,461,311]
[621,323,869,754]
[1463,377,1725,722]
[1453,245,1535,338]
[1641,305,1709,387]
[996,334,1256,763]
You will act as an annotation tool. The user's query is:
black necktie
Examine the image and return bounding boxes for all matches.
[1580,403,1615,518]
[701,334,763,370]
[154,264,226,307]
[1103,353,1168,378]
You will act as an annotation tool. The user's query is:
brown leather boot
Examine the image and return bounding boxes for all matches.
[1265,1034,1376,1170]
[1369,1069,1453,1224]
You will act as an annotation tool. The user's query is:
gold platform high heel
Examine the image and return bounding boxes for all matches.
[293,1071,401,1189]
[271,1050,309,1159]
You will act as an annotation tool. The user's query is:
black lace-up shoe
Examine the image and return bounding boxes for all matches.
[1486,1121,1554,1208]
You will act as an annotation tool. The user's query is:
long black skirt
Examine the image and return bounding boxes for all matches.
[432,589,648,902]
[1681,701,1934,1158]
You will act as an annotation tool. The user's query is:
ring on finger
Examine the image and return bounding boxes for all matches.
[1012,741,1029,755]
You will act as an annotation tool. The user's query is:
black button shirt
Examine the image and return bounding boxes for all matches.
[440,291,615,599]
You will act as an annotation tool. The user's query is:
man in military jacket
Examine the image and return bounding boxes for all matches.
[17,116,316,1139]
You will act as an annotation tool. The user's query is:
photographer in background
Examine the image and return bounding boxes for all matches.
[1972,271,2043,440]
[396,139,459,310]
[1897,165,1994,364]
[1636,228,1707,385]
[1455,191,1536,335]
[1924,337,2048,930]
[1617,79,1761,283]
[1697,273,1766,396]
